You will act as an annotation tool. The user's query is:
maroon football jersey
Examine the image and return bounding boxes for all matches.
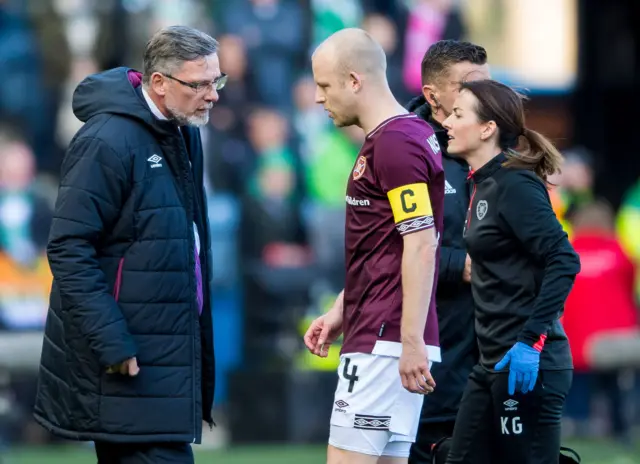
[341,113,444,355]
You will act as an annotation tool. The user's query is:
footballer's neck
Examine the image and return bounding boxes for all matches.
[359,89,408,136]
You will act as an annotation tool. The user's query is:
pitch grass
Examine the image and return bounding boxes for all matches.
[4,440,640,463]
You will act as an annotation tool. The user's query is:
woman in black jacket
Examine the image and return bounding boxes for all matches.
[441,79,580,463]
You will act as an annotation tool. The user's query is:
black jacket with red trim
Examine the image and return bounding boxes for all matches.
[464,153,580,371]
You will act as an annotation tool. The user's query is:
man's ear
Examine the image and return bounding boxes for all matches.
[150,72,167,96]
[422,84,439,109]
[350,72,362,93]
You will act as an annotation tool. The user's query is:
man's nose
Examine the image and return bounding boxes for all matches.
[204,87,219,103]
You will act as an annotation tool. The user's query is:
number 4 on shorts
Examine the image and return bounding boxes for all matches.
[343,358,359,393]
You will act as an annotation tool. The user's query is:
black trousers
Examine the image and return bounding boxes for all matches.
[409,420,456,464]
[446,364,572,464]
[95,441,194,464]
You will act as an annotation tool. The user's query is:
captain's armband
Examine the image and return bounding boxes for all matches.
[387,183,434,235]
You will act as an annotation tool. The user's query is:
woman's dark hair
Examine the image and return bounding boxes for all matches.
[459,79,563,183]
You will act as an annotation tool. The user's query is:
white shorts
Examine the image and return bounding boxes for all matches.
[328,341,441,458]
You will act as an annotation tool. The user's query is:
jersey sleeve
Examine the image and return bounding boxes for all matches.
[374,130,437,236]
[498,173,581,348]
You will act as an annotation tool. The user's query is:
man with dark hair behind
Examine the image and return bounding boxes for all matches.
[407,40,489,464]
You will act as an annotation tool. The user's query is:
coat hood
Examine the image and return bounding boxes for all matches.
[72,67,176,136]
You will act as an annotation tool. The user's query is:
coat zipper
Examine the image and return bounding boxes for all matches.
[464,171,477,236]
[113,257,125,302]
[161,133,199,442]
[186,188,197,445]
[184,150,198,445]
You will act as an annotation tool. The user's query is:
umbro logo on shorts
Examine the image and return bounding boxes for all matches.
[353,414,390,431]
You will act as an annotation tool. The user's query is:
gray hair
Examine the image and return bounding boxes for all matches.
[142,26,219,84]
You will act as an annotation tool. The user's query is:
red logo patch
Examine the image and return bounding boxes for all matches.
[353,156,367,180]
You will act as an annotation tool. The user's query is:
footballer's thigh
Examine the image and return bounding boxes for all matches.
[378,456,408,464]
[326,445,410,464]
[327,443,384,464]
[329,353,424,461]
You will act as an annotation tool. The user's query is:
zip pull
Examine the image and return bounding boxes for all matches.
[378,322,386,337]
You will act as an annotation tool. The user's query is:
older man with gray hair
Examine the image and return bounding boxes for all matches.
[33,25,224,463]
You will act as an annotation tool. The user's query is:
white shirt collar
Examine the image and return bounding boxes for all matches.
[141,86,168,120]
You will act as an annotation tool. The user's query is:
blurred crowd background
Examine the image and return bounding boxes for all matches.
[0,0,639,459]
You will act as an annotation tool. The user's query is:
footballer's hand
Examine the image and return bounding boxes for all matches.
[399,342,435,394]
[106,357,139,376]
[463,254,472,283]
[303,310,343,358]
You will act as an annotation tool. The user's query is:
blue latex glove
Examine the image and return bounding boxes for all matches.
[495,342,540,395]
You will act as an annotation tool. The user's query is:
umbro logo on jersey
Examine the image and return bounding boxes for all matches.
[147,154,163,168]
[445,180,456,194]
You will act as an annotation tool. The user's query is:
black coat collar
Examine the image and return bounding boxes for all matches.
[407,94,467,167]
[469,153,508,183]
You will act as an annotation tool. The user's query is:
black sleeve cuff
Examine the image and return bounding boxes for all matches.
[439,247,467,283]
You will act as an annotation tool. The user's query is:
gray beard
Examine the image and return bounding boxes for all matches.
[166,104,210,127]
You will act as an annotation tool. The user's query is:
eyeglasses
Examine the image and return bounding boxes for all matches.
[163,73,228,93]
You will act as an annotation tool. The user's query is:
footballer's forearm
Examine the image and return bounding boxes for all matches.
[333,289,345,315]
[400,229,438,347]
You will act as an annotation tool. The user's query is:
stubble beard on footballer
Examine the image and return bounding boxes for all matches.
[334,113,357,128]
